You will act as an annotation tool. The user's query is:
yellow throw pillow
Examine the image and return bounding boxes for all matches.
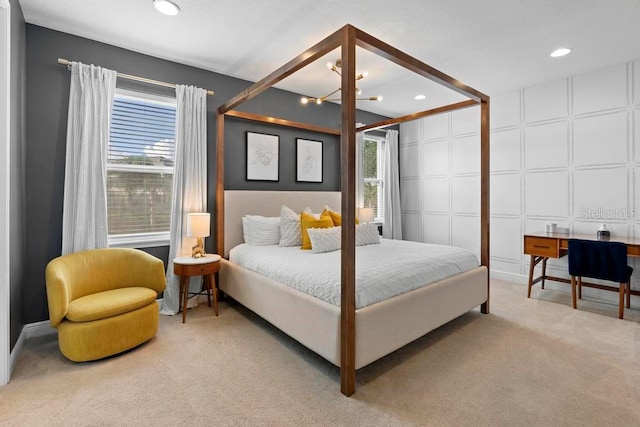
[300,211,334,250]
[326,209,358,226]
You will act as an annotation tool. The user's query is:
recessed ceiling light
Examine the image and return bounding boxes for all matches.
[414,94,426,100]
[153,0,180,16]
[550,47,572,58]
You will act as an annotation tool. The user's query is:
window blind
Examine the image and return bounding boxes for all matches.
[107,94,176,236]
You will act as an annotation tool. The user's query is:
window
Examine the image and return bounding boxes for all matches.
[362,135,385,222]
[107,89,176,247]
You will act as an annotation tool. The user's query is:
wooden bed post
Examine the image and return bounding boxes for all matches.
[216,112,225,257]
[340,25,357,397]
[480,99,490,314]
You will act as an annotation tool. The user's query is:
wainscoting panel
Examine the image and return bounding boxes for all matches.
[452,135,480,174]
[422,139,449,176]
[573,111,628,166]
[452,176,480,215]
[524,171,569,217]
[573,167,629,218]
[422,213,450,245]
[490,91,520,130]
[400,143,421,178]
[422,177,450,213]
[524,78,568,123]
[572,63,627,115]
[401,213,422,242]
[490,128,521,172]
[524,121,569,170]
[451,105,480,136]
[490,173,521,216]
[451,215,480,255]
[490,217,521,261]
[423,113,449,141]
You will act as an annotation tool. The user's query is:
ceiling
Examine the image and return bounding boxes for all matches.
[19,0,640,117]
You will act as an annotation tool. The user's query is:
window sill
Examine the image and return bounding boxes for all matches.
[108,232,170,249]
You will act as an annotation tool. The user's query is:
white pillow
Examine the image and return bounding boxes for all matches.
[356,222,381,246]
[307,226,341,254]
[307,223,381,254]
[278,205,310,247]
[243,215,280,245]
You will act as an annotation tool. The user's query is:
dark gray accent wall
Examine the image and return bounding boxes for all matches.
[10,1,27,350]
[24,25,389,323]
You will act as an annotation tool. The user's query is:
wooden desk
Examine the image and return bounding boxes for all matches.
[524,231,640,299]
[173,254,221,323]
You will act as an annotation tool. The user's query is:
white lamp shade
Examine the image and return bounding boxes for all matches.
[358,207,374,223]
[187,213,210,238]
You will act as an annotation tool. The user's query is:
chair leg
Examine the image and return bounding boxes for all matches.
[619,283,625,319]
[570,276,577,309]
[578,277,582,300]
[627,281,631,309]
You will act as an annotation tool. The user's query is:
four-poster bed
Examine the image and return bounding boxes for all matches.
[215,24,490,396]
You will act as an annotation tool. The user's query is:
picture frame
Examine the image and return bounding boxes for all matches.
[246,131,279,181]
[296,138,323,183]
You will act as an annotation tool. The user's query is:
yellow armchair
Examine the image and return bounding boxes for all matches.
[45,248,166,362]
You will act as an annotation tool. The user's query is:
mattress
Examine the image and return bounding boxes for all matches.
[229,239,479,309]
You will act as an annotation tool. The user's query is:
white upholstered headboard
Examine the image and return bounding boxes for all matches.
[223,190,342,257]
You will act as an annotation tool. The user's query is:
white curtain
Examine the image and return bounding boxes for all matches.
[383,129,402,239]
[161,85,208,315]
[61,62,116,255]
[355,127,365,208]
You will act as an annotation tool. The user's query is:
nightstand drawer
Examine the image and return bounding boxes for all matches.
[524,236,559,257]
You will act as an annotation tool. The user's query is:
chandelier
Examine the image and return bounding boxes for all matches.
[300,59,383,105]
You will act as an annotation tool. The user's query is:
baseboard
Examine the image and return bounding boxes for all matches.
[490,269,528,285]
[9,320,56,377]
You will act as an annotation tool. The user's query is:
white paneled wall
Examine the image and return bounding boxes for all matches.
[400,58,640,303]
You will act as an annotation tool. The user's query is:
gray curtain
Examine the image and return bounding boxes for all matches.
[161,85,207,315]
[61,62,116,255]
[383,130,402,239]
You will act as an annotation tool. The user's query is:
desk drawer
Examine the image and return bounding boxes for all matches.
[524,236,559,257]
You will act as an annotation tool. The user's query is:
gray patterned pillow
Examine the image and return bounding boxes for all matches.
[278,205,310,247]
[307,223,381,254]
[356,222,381,246]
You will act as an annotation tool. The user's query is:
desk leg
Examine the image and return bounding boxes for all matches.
[541,258,547,289]
[571,276,577,309]
[527,255,536,298]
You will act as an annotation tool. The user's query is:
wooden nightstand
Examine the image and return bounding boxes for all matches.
[173,254,221,323]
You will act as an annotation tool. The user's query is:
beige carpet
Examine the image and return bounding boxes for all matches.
[2,279,640,426]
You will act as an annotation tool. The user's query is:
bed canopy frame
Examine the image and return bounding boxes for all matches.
[216,24,490,396]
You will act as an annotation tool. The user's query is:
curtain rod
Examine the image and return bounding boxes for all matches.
[57,58,214,96]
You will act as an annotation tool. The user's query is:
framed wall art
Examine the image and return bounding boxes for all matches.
[296,138,323,183]
[246,131,279,181]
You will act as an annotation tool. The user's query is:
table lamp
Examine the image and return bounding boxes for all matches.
[358,207,374,223]
[187,212,210,258]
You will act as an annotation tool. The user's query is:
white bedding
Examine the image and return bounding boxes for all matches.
[229,239,479,309]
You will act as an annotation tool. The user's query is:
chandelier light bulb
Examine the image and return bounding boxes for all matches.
[377,96,383,101]
[316,98,323,105]
[362,71,368,78]
[301,97,309,104]
[326,61,334,69]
